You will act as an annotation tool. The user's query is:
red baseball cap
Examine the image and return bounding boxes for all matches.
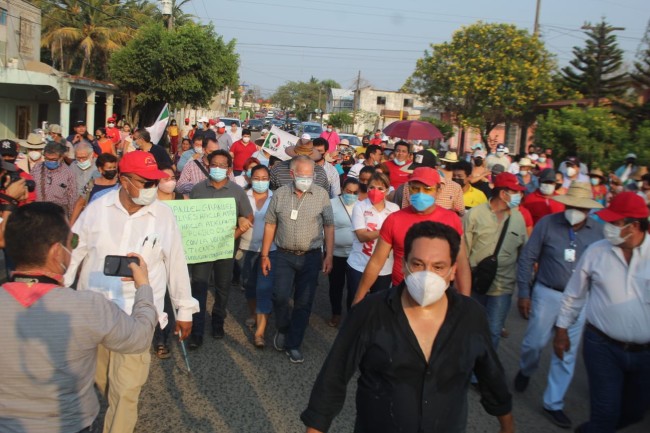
[493,172,526,191]
[107,117,115,122]
[118,151,168,180]
[596,192,649,222]
[408,167,442,187]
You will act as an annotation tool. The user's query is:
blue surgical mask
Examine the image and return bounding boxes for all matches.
[252,180,269,193]
[210,167,228,181]
[393,158,406,166]
[246,169,252,178]
[507,192,522,208]
[44,160,60,170]
[411,192,435,212]
[341,193,357,206]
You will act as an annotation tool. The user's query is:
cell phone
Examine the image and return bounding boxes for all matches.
[103,255,140,277]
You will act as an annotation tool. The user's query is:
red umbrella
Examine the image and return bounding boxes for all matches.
[382,120,443,141]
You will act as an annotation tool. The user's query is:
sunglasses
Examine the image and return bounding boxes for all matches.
[124,176,158,189]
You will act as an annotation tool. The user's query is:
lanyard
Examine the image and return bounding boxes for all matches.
[568,228,577,249]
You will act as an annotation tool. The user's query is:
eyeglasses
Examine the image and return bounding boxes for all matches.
[209,164,229,169]
[408,184,436,194]
[125,176,158,189]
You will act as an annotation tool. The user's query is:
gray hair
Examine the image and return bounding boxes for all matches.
[43,142,67,156]
[290,155,315,172]
[74,140,94,156]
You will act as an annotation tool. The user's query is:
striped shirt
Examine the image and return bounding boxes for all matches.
[265,183,334,251]
[33,162,77,218]
[269,160,330,191]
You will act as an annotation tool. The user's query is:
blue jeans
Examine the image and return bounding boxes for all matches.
[273,249,321,350]
[346,264,392,300]
[190,258,234,337]
[519,283,586,410]
[472,291,512,350]
[237,250,276,314]
[579,327,650,433]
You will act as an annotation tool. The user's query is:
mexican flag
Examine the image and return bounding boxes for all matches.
[146,104,169,145]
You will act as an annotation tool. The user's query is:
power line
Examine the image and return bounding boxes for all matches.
[236,43,423,53]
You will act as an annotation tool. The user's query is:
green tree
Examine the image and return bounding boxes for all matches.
[534,106,630,169]
[420,117,455,141]
[561,20,628,105]
[407,22,557,144]
[629,25,650,125]
[271,78,341,116]
[328,111,354,128]
[108,23,239,124]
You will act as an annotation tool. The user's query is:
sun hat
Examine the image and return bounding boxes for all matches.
[285,141,321,161]
[552,182,603,209]
[519,157,535,168]
[439,151,459,164]
[22,133,46,149]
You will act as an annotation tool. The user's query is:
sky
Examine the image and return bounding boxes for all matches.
[186,0,649,97]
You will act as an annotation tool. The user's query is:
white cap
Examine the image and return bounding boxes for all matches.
[301,133,311,141]
[217,121,226,128]
[625,152,637,159]
[198,116,208,123]
[261,128,269,135]
[472,150,486,158]
[530,153,539,161]
[339,139,350,146]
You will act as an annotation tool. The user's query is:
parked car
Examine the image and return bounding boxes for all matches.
[219,117,241,128]
[339,133,362,148]
[299,122,323,139]
[247,119,264,131]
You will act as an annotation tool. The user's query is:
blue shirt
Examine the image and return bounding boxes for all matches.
[517,212,603,299]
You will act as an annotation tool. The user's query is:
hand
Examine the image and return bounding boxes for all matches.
[261,256,271,276]
[4,178,28,201]
[322,255,333,274]
[238,216,253,233]
[174,320,192,341]
[122,253,149,287]
[553,327,570,360]
[192,153,201,160]
[517,298,531,320]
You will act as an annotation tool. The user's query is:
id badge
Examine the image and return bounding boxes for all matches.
[291,210,299,220]
[564,248,576,263]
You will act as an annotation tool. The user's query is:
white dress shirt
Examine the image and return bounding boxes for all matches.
[64,189,199,327]
[557,235,650,344]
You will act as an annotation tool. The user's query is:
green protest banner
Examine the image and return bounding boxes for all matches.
[164,198,236,264]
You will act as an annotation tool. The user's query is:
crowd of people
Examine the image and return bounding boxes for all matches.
[0,117,649,433]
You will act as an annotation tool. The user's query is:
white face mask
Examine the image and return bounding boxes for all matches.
[108,123,115,128]
[294,176,313,192]
[326,128,332,133]
[496,151,504,158]
[194,146,203,154]
[565,209,587,226]
[539,183,555,196]
[242,137,250,143]
[28,150,42,161]
[566,167,577,178]
[603,222,630,246]
[127,178,158,206]
[404,265,450,307]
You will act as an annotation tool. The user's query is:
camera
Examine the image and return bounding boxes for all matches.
[2,171,36,193]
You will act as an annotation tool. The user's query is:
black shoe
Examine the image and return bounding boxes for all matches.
[514,370,530,392]
[543,408,572,429]
[188,335,203,351]
[212,327,225,339]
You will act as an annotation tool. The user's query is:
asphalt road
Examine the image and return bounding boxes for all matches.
[130,273,650,433]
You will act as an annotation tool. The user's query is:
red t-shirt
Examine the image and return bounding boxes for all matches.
[518,205,534,229]
[384,160,411,189]
[106,127,121,145]
[380,206,463,285]
[230,139,257,171]
[520,190,564,226]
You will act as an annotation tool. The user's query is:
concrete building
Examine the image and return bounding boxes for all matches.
[0,0,117,140]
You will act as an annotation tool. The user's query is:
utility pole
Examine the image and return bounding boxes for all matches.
[533,0,541,36]
[161,0,173,30]
[352,70,361,130]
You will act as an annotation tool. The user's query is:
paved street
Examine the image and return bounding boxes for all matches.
[133,273,650,433]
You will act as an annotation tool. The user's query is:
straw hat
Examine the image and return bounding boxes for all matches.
[285,140,321,161]
[631,166,648,181]
[22,133,46,149]
[589,168,606,179]
[552,182,603,209]
[440,151,459,164]
[519,157,534,168]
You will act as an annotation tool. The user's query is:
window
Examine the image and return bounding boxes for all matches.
[376,96,386,105]
[0,9,7,26]
[403,98,413,107]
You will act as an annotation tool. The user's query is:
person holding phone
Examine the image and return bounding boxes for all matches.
[63,151,199,433]
[0,202,157,433]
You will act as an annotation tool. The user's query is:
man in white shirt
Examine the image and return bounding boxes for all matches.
[554,192,650,433]
[64,151,199,433]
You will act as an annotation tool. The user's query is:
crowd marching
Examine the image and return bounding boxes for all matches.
[0,116,649,433]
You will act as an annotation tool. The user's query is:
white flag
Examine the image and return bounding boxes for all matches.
[146,104,170,145]
[261,126,298,161]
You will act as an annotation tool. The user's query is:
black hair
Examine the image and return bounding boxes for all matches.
[342,177,360,189]
[203,137,219,149]
[158,161,175,173]
[193,135,203,144]
[250,164,270,178]
[312,137,329,151]
[207,149,233,167]
[394,140,410,153]
[359,165,376,178]
[365,144,382,158]
[96,127,107,136]
[625,217,650,232]
[96,152,118,168]
[242,129,251,136]
[269,155,282,167]
[5,202,70,268]
[404,221,461,265]
[453,160,472,177]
